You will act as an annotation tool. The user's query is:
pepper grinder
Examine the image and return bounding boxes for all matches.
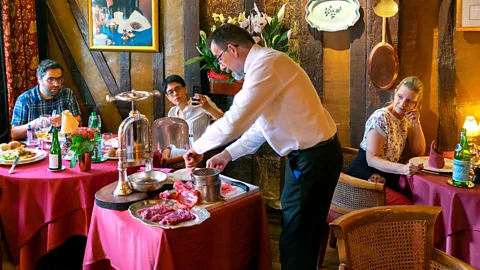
[473,166,480,184]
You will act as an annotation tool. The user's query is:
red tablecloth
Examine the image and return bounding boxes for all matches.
[400,173,480,268]
[0,157,123,270]
[82,192,272,270]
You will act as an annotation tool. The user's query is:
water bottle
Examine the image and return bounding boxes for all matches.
[27,124,33,146]
[452,128,471,187]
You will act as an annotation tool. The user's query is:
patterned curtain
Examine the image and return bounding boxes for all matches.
[1,0,39,121]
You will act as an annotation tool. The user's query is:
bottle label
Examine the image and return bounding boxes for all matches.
[49,154,59,169]
[452,159,471,182]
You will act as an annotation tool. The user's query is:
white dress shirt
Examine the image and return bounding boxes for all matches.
[168,98,222,156]
[193,44,337,161]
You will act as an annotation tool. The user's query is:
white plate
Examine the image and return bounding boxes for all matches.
[129,199,210,229]
[305,0,361,32]
[0,149,47,165]
[167,168,192,182]
[103,153,118,160]
[409,156,454,173]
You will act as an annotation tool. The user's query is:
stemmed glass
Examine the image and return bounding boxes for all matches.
[35,114,52,150]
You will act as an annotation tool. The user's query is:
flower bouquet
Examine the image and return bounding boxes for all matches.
[185,3,297,83]
[69,127,101,170]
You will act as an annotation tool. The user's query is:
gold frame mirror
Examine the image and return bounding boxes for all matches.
[88,0,159,52]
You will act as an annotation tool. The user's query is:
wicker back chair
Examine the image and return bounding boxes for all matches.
[318,172,386,268]
[330,206,475,270]
[341,147,358,173]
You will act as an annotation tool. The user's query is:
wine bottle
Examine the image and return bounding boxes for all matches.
[452,128,471,187]
[49,128,62,170]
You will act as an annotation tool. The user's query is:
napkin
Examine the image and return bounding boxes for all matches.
[117,10,152,33]
[428,140,445,169]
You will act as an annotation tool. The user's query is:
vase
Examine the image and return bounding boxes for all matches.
[78,152,92,172]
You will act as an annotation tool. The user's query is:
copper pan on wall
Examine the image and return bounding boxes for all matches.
[368,0,399,90]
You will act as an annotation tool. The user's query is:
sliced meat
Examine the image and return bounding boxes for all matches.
[160,209,196,226]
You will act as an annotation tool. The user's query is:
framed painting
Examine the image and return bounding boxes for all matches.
[456,0,480,31]
[88,0,159,52]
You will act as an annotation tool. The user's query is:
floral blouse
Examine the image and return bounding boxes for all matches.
[359,107,413,163]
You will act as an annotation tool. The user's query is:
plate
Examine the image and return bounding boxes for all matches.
[92,156,108,163]
[305,0,360,32]
[167,168,192,182]
[103,153,119,160]
[48,165,67,172]
[0,149,47,165]
[409,156,453,173]
[129,199,210,229]
[447,179,475,188]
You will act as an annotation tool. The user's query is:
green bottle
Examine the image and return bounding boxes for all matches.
[89,112,98,129]
[452,128,471,187]
[49,128,62,170]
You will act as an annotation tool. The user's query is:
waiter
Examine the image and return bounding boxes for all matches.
[183,23,343,270]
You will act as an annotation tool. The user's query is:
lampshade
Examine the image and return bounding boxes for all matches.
[463,116,479,137]
[60,110,79,134]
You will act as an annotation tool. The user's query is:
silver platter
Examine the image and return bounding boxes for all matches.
[128,199,210,229]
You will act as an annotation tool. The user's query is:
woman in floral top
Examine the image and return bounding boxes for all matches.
[347,76,426,205]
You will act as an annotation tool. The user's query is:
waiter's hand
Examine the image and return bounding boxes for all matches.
[183,149,203,169]
[206,150,232,172]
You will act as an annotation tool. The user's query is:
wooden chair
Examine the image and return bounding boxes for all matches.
[317,172,386,268]
[329,206,475,270]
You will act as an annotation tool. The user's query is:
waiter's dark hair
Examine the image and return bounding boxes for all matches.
[37,59,64,78]
[207,23,255,50]
[163,75,186,94]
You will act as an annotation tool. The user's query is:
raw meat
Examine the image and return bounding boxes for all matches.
[159,209,196,226]
[138,204,174,220]
[173,181,200,208]
[221,183,235,195]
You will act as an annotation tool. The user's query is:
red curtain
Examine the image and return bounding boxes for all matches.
[2,0,39,121]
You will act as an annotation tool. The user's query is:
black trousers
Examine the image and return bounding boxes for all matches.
[280,135,343,270]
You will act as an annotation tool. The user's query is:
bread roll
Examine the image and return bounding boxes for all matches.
[107,148,116,157]
[8,141,21,149]
[0,143,11,151]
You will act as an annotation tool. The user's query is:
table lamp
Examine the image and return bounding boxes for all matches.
[463,116,479,162]
[60,110,79,148]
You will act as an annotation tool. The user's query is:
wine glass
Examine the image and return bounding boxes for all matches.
[35,114,52,150]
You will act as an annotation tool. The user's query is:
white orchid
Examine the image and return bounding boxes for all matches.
[287,29,292,41]
[277,4,287,23]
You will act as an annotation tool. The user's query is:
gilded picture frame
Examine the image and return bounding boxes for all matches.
[456,0,480,31]
[88,0,159,52]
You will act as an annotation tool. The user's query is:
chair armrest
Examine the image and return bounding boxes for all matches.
[338,263,348,270]
[431,248,476,270]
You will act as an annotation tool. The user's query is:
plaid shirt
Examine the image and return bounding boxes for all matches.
[11,85,81,126]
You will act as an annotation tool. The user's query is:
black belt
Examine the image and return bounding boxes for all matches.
[288,134,337,158]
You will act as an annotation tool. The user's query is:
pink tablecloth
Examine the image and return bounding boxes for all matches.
[82,192,272,270]
[0,157,123,270]
[400,173,480,268]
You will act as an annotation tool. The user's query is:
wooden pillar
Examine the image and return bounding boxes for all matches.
[437,0,457,151]
[184,0,201,97]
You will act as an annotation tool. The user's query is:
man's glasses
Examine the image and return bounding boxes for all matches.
[44,77,64,84]
[214,44,239,64]
[166,85,183,96]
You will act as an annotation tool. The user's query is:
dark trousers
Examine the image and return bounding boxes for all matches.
[280,136,343,270]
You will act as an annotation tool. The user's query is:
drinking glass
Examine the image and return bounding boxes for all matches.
[35,114,52,150]
[102,133,114,153]
[88,114,102,131]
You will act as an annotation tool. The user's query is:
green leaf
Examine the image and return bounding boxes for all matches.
[228,77,235,83]
[274,31,289,47]
[185,56,205,65]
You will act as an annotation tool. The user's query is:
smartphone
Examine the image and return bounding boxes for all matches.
[192,86,202,101]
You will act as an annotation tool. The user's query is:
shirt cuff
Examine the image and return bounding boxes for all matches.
[225,142,245,161]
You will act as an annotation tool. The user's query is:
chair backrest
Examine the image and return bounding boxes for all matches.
[330,205,442,270]
[330,173,386,215]
[342,147,359,173]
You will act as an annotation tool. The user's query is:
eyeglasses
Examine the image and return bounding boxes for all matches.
[44,76,64,84]
[214,44,239,64]
[166,85,183,96]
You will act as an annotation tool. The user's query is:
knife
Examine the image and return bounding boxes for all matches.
[9,156,20,174]
[221,176,250,192]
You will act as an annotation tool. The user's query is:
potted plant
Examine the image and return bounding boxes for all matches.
[69,127,101,171]
[185,3,297,95]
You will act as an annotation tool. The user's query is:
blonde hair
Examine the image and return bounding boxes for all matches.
[388,76,424,108]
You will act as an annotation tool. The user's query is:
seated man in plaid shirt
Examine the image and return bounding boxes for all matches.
[11,59,82,140]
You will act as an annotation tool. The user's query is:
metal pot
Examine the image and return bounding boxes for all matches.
[192,168,221,203]
[128,170,167,192]
[191,168,220,186]
[194,181,221,203]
